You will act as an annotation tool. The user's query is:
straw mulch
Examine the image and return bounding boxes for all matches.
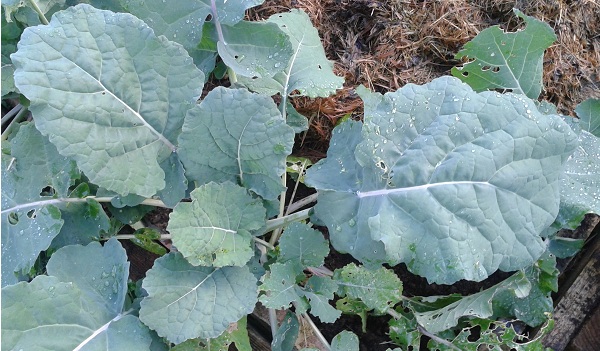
[249,0,600,158]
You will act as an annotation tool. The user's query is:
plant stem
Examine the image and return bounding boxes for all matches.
[301,312,331,350]
[261,207,312,237]
[286,193,318,214]
[210,0,226,45]
[0,196,168,215]
[1,105,29,141]
[27,0,49,25]
[416,324,462,351]
[1,104,23,128]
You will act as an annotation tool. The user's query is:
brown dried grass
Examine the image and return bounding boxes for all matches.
[249,0,600,157]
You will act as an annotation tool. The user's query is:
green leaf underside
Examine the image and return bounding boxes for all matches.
[11,4,204,197]
[452,9,556,99]
[1,123,76,286]
[334,263,402,314]
[168,182,266,267]
[139,252,258,344]
[306,76,578,284]
[1,240,153,350]
[239,10,343,99]
[178,87,294,200]
[271,312,299,351]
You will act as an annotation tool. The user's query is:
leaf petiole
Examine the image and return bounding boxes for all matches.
[262,207,312,238]
[27,0,49,25]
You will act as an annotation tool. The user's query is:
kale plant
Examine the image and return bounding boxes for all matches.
[1,1,599,350]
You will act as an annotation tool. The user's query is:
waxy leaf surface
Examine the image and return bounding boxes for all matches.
[179,87,294,200]
[452,9,556,99]
[306,76,578,284]
[1,123,76,286]
[139,252,258,344]
[1,239,153,350]
[11,4,204,197]
[168,182,266,267]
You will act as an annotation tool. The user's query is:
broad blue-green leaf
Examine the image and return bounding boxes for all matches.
[121,0,263,49]
[168,182,266,267]
[209,20,292,78]
[278,222,329,272]
[575,98,600,137]
[47,238,129,317]
[239,10,344,99]
[306,77,578,284]
[285,101,309,133]
[271,312,299,351]
[139,252,258,344]
[1,240,153,350]
[331,331,359,351]
[1,123,76,286]
[333,263,402,314]
[452,9,556,99]
[11,4,204,197]
[559,130,600,225]
[49,198,111,249]
[179,87,294,200]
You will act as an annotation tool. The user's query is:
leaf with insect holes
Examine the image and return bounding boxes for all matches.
[11,4,204,197]
[178,87,294,200]
[333,263,402,314]
[168,182,266,267]
[1,123,77,286]
[452,9,556,99]
[278,222,330,272]
[306,77,578,284]
[139,252,258,344]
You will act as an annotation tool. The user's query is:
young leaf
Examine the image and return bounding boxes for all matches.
[331,331,359,351]
[1,123,77,286]
[49,198,111,249]
[278,222,330,272]
[178,87,294,200]
[171,317,251,351]
[333,263,402,314]
[575,98,600,137]
[388,311,422,350]
[11,4,204,197]
[452,9,556,99]
[168,182,266,267]
[303,276,341,323]
[259,262,305,311]
[139,252,258,344]
[307,77,578,284]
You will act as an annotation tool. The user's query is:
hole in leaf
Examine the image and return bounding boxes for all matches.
[8,212,19,225]
[461,71,469,77]
[281,24,287,28]
[27,209,36,219]
[40,186,56,197]
[481,66,491,71]
[206,14,212,21]
[317,64,322,70]
[101,91,106,95]
[492,67,500,73]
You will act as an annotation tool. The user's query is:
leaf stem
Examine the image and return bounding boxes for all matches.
[261,207,312,237]
[1,104,23,128]
[27,0,49,25]
[210,0,226,45]
[301,312,331,350]
[416,324,462,351]
[1,196,168,214]
[286,193,318,214]
[1,105,29,141]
